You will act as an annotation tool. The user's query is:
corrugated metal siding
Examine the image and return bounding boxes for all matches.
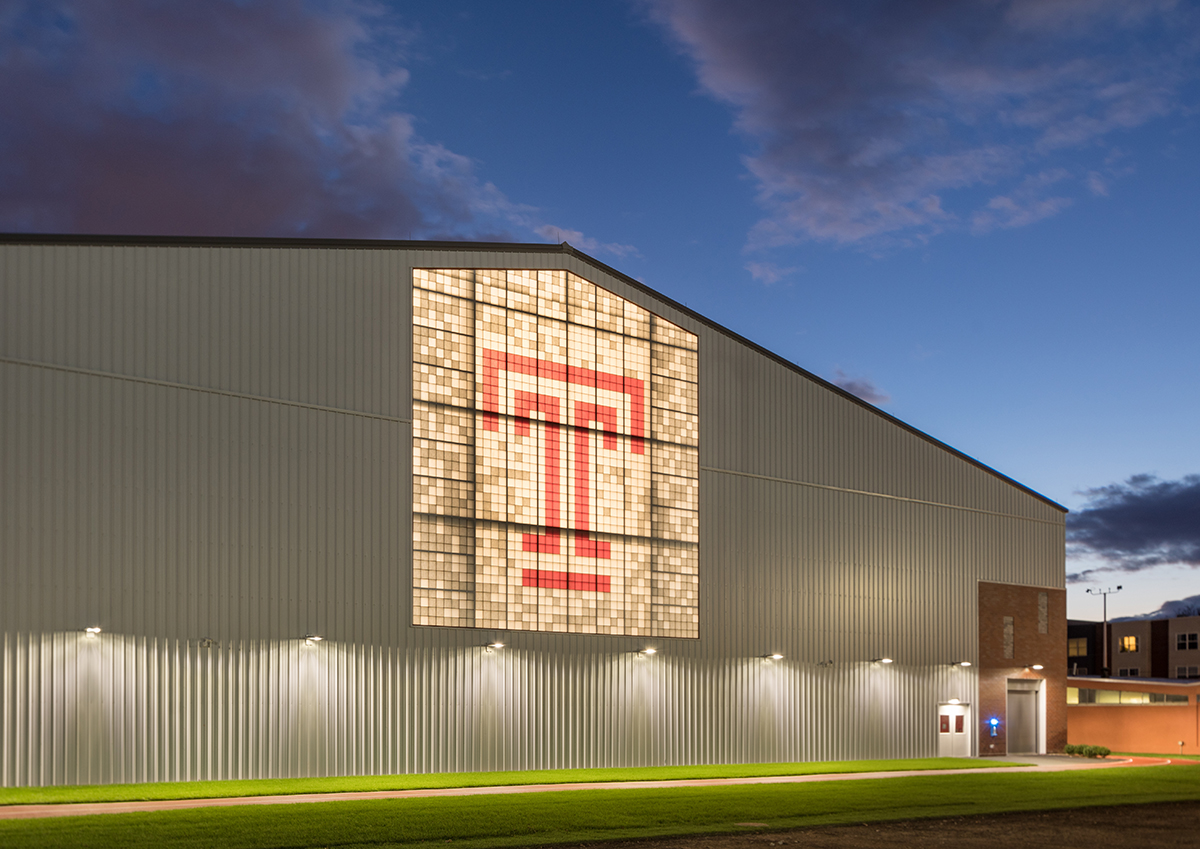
[1,242,1062,785]
[0,245,411,419]
[1,631,975,786]
[697,331,1061,523]
[0,360,407,644]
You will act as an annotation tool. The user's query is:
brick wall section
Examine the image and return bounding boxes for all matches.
[978,581,1068,755]
[1067,677,1200,754]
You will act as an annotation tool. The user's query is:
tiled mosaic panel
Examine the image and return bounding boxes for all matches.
[412,267,698,637]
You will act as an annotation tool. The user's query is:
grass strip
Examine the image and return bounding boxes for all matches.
[0,757,1011,806]
[1115,751,1200,761]
[1,764,1197,849]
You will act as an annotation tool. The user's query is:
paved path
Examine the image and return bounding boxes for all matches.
[2,756,1194,821]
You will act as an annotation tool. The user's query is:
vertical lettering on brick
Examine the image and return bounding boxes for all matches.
[1003,615,1015,659]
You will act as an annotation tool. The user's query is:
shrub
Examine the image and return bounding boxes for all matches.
[1064,743,1110,757]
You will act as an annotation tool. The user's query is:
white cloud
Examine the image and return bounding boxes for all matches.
[745,261,799,285]
[533,225,639,258]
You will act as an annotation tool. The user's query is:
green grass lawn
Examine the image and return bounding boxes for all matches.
[2,765,1198,849]
[1115,751,1200,761]
[0,758,1010,806]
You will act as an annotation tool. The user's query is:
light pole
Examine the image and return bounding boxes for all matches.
[1087,585,1122,677]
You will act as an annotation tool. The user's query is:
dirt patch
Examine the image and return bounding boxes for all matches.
[551,801,1200,849]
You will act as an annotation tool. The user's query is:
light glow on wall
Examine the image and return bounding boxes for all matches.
[412,269,699,637]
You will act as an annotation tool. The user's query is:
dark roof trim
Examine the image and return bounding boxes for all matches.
[1,232,1068,512]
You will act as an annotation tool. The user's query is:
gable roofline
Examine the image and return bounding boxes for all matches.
[0,232,1068,513]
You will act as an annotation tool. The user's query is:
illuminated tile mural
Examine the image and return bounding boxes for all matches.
[413,269,698,637]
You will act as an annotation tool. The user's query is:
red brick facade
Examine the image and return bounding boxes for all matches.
[1067,677,1200,754]
[978,580,1068,755]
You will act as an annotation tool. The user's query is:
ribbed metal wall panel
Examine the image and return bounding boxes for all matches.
[0,242,1063,785]
[0,360,407,643]
[697,331,1061,524]
[1,631,977,786]
[0,245,411,419]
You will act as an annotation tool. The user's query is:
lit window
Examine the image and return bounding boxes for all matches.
[1067,637,1088,657]
[1177,633,1198,651]
[1073,688,1187,705]
[1119,635,1138,653]
[1150,692,1189,704]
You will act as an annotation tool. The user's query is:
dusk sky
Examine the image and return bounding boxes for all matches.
[3,0,1198,621]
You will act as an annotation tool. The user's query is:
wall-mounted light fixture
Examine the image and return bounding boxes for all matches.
[1031,664,1044,671]
[950,660,972,667]
[948,698,961,705]
[639,648,657,656]
[304,634,323,647]
[763,653,784,661]
[817,659,835,668]
[84,627,101,638]
[870,657,894,664]
[485,642,504,653]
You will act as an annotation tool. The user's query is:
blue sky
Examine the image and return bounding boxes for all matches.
[3,0,1199,620]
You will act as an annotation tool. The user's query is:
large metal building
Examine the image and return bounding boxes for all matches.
[0,236,1066,787]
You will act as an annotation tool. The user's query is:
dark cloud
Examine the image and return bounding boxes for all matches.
[1066,474,1200,581]
[0,0,606,246]
[1112,592,1200,621]
[645,0,1198,246]
[831,369,890,405]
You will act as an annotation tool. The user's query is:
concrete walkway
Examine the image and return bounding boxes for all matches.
[2,756,1193,820]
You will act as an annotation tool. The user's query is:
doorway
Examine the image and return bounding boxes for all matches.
[936,702,971,757]
[1006,680,1042,754]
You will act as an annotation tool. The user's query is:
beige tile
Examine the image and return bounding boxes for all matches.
[651,474,698,512]
[651,375,698,416]
[651,406,699,447]
[414,288,474,335]
[412,402,474,444]
[651,344,698,383]
[476,269,508,307]
[594,285,624,334]
[651,443,698,478]
[651,541,699,575]
[537,270,567,320]
[414,268,474,299]
[651,314,698,350]
[651,504,699,543]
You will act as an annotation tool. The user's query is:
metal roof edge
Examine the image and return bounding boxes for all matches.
[557,242,1067,514]
[0,232,1068,513]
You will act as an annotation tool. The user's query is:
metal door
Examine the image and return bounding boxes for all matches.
[1007,690,1038,753]
[937,703,970,757]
